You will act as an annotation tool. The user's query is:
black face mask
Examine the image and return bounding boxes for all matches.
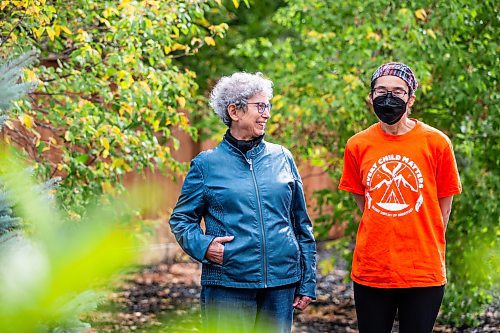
[372,93,407,125]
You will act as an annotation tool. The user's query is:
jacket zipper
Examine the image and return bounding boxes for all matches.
[248,158,268,288]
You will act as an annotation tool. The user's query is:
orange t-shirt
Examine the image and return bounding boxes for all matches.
[339,120,462,288]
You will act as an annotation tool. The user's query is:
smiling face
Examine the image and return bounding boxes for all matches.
[228,92,271,140]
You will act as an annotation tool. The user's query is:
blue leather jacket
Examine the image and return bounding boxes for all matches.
[169,138,316,298]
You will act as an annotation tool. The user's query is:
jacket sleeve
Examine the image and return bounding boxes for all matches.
[169,159,215,263]
[285,149,317,299]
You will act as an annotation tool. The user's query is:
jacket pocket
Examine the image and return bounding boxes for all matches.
[267,226,301,280]
[221,237,261,282]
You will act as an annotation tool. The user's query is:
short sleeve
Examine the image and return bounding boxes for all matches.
[338,143,365,195]
[436,143,462,198]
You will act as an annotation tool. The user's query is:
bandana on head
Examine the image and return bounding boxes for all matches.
[370,62,418,95]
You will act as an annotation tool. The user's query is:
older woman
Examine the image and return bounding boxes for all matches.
[339,62,462,333]
[169,72,316,332]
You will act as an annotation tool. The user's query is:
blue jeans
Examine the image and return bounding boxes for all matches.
[200,284,297,333]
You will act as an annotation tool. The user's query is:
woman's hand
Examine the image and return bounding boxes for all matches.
[293,295,312,311]
[205,236,234,264]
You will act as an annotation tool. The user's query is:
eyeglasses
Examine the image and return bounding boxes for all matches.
[371,87,408,98]
[247,102,272,114]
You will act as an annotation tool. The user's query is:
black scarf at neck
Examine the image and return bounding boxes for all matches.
[224,129,264,154]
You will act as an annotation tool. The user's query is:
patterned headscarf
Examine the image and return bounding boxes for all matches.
[371,62,418,95]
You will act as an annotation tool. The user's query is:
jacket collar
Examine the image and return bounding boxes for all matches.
[220,136,266,159]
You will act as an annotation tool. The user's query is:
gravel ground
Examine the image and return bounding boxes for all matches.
[88,244,499,333]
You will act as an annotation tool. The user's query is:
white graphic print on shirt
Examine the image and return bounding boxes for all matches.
[366,154,424,217]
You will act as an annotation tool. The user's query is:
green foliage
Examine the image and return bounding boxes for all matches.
[0,187,21,244]
[0,0,235,216]
[0,49,38,129]
[0,50,42,249]
[442,146,499,324]
[179,0,287,141]
[187,0,498,325]
[47,290,105,333]
[0,46,137,333]
[0,147,140,333]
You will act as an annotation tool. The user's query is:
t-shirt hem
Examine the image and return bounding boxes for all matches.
[352,275,447,288]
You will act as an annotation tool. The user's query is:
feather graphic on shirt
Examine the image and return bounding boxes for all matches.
[415,194,424,212]
[366,192,372,210]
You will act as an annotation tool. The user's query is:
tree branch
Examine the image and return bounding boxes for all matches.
[0,8,27,48]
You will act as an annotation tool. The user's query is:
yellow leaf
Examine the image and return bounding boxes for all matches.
[100,137,110,151]
[111,158,125,169]
[398,8,410,16]
[68,211,81,220]
[153,119,160,132]
[179,114,189,127]
[415,9,427,21]
[138,81,151,94]
[427,29,437,39]
[343,74,356,84]
[59,25,72,35]
[46,26,55,41]
[176,96,186,108]
[111,126,121,135]
[171,43,187,51]
[123,54,135,64]
[204,36,216,46]
[19,114,34,129]
[366,31,381,41]
[119,103,133,116]
[117,70,134,89]
[232,0,239,8]
[119,79,133,89]
[102,149,110,158]
[101,181,114,193]
[24,68,37,82]
[33,27,45,39]
[64,131,72,141]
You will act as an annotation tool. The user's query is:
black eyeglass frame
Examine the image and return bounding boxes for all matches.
[246,102,273,114]
[371,88,409,98]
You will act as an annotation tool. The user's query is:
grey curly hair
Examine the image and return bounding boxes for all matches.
[209,72,273,126]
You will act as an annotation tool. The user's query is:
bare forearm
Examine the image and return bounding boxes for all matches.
[438,196,454,229]
[353,193,365,213]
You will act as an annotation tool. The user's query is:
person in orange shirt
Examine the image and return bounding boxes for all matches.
[339,62,462,333]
